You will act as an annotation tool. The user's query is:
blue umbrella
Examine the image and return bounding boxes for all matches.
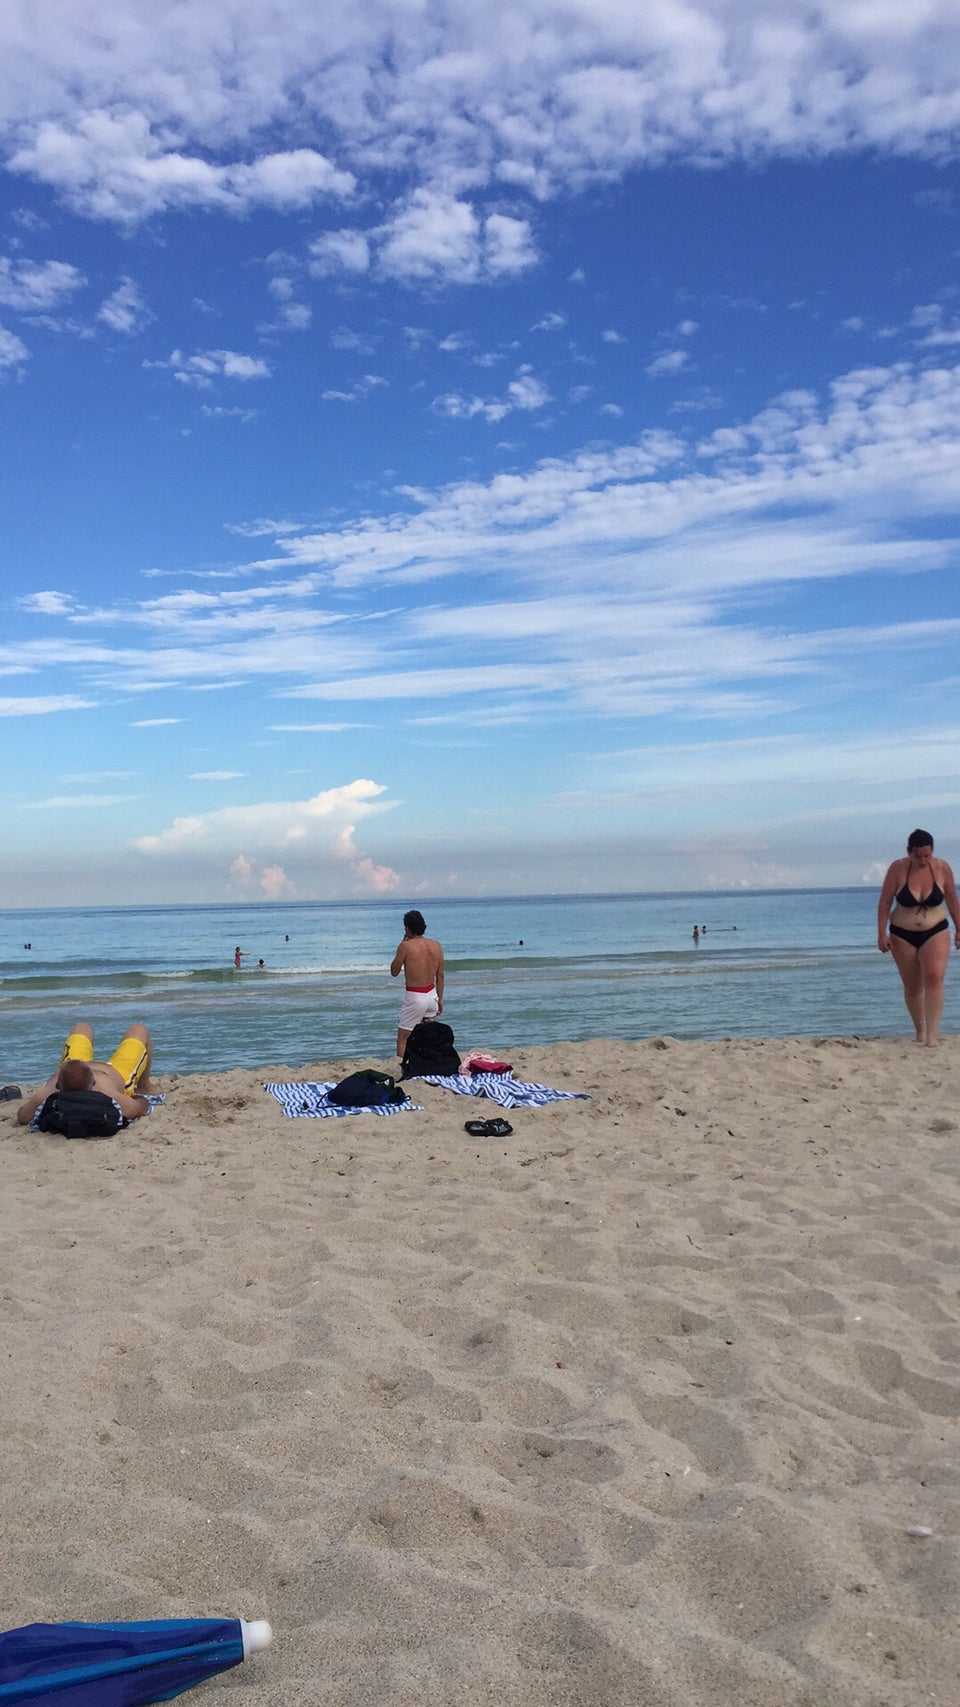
[0,1617,272,1704]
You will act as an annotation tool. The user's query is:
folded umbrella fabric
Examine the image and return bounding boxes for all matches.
[0,1616,272,1705]
[405,1072,588,1110]
[264,1082,423,1118]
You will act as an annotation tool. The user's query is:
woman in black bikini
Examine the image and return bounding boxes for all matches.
[878,829,960,1045]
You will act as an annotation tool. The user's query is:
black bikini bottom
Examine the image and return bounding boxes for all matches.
[889,918,949,950]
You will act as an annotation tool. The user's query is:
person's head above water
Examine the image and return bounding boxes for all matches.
[403,909,426,936]
[907,828,934,852]
[57,1059,94,1092]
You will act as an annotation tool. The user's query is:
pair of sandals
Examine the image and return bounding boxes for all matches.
[464,1117,513,1137]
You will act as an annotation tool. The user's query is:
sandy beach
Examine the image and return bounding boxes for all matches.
[3,1035,958,1706]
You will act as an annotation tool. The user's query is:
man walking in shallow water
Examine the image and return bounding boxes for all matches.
[390,909,444,1059]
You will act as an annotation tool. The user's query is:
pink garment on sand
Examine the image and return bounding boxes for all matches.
[460,1052,513,1076]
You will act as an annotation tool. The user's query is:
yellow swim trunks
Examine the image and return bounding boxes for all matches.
[60,1031,149,1094]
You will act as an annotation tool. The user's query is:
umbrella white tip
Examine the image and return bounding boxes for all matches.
[240,1619,273,1659]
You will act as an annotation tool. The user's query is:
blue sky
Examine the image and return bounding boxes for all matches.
[2,1,960,906]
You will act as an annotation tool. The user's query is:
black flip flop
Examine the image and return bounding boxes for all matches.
[464,1117,513,1137]
[0,1085,21,1103]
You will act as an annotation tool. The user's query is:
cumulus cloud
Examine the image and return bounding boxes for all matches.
[0,255,85,313]
[145,348,271,386]
[8,109,354,223]
[349,854,400,893]
[377,194,537,284]
[136,778,399,895]
[230,854,293,898]
[309,229,370,276]
[1,2,957,250]
[646,348,690,377]
[135,777,393,856]
[433,364,550,423]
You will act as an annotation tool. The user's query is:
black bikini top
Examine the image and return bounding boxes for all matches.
[896,861,944,909]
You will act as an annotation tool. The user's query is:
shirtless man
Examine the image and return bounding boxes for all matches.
[390,910,444,1057]
[17,1021,153,1126]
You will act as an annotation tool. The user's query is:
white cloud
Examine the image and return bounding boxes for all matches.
[3,2,957,249]
[130,717,182,726]
[0,255,85,311]
[8,352,960,749]
[358,193,537,285]
[0,325,29,366]
[190,769,244,780]
[135,777,398,892]
[98,275,152,334]
[145,348,271,386]
[377,190,480,284]
[433,364,550,423]
[601,329,624,344]
[532,311,567,331]
[27,792,142,808]
[331,326,376,353]
[18,590,75,614]
[8,109,354,223]
[646,348,690,377]
[0,694,96,715]
[483,212,538,276]
[321,373,388,403]
[309,229,370,277]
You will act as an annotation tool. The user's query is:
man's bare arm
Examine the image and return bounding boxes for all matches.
[390,940,407,978]
[17,1080,55,1125]
[116,1092,149,1120]
[435,949,444,1010]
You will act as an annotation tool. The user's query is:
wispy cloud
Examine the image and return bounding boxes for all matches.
[98,275,152,334]
[0,694,96,716]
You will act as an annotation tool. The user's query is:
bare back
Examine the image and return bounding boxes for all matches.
[398,935,442,987]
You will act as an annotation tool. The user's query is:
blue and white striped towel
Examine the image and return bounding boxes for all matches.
[264,1081,423,1118]
[407,1073,589,1110]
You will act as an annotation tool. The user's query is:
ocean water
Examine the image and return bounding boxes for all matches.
[1,889,949,1079]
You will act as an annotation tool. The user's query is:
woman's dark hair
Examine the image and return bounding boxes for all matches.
[907,828,934,851]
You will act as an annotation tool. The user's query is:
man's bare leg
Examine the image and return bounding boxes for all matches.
[397,1028,410,1059]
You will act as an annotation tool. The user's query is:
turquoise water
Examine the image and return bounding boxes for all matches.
[0,889,947,1077]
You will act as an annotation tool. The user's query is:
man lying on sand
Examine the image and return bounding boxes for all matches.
[17,1021,154,1126]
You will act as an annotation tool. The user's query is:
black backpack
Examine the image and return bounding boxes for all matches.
[35,1088,126,1140]
[327,1070,408,1107]
[400,1020,461,1079]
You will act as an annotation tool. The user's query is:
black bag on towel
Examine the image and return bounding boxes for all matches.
[400,1020,461,1080]
[35,1088,126,1139]
[327,1070,407,1107]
